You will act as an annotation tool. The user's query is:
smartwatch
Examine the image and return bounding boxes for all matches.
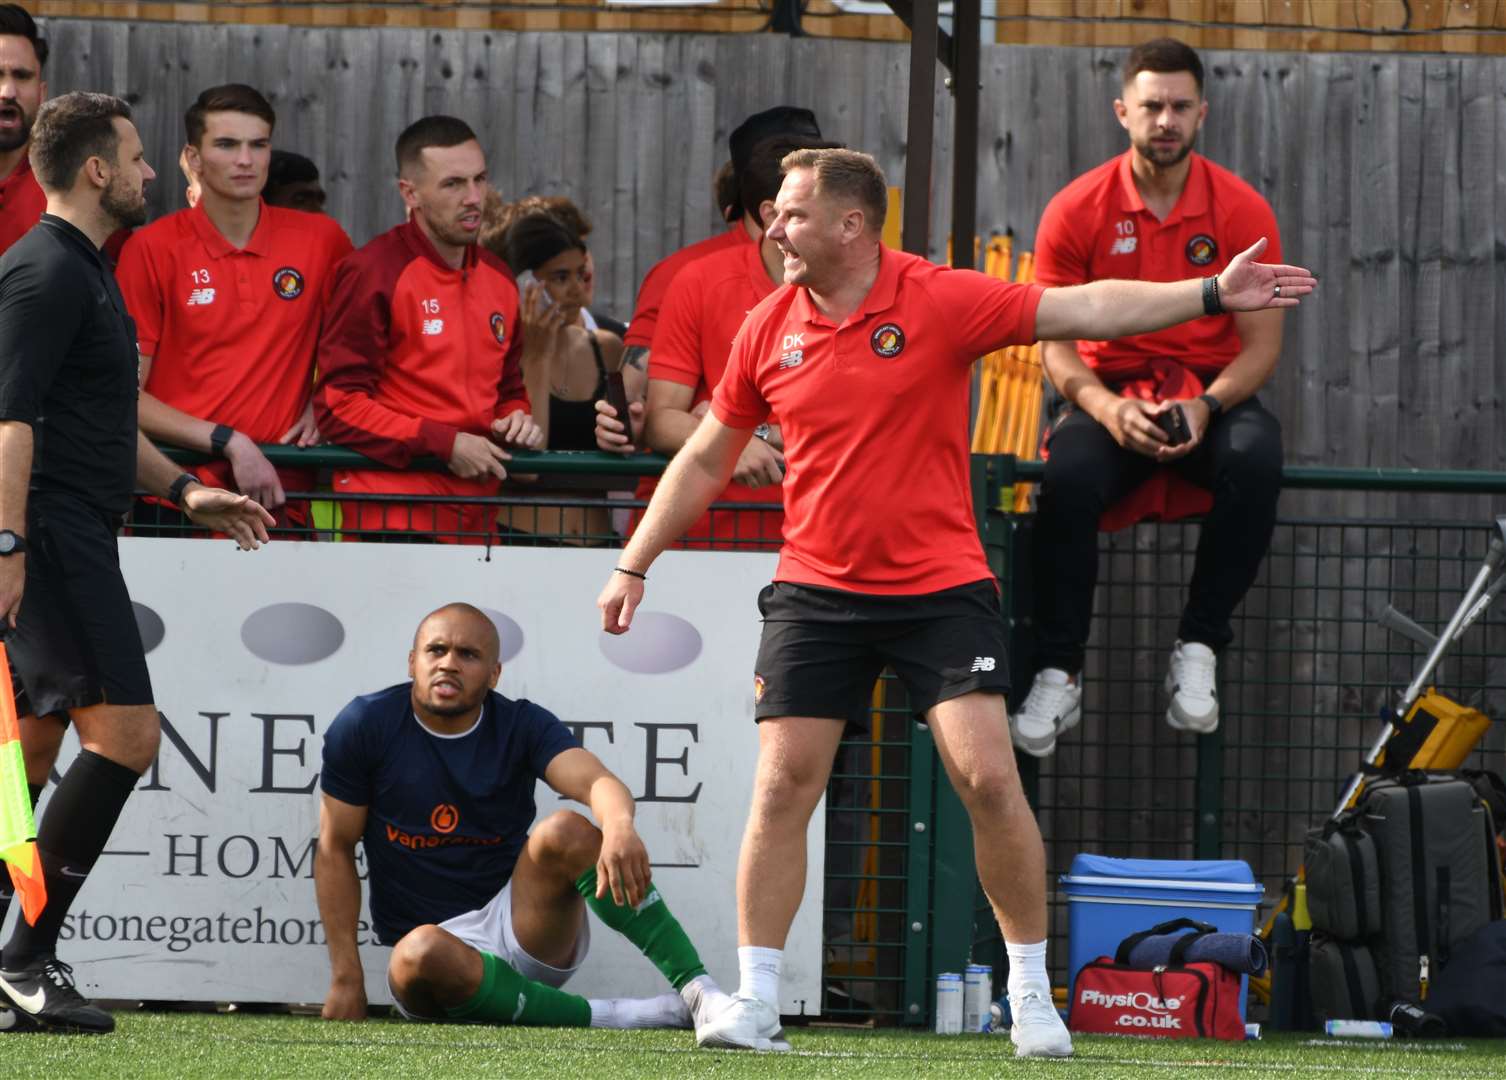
[0,530,26,556]
[209,424,235,457]
[167,472,199,507]
[1198,393,1224,420]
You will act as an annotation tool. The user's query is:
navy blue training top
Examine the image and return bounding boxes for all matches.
[320,682,579,945]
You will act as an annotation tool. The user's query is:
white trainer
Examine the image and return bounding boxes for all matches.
[1165,641,1219,733]
[694,992,790,1052]
[594,991,691,1029]
[1009,669,1082,757]
[681,977,734,1033]
[1008,989,1073,1058]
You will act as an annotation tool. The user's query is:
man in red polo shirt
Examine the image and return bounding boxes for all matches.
[315,115,542,542]
[0,6,46,256]
[1013,39,1286,757]
[597,148,1313,1057]
[627,134,836,550]
[598,107,822,449]
[116,83,353,532]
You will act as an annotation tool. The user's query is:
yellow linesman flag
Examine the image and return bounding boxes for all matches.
[0,643,44,925]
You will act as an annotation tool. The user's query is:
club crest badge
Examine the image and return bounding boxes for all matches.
[870,323,906,359]
[490,312,507,345]
[1185,235,1217,267]
[272,267,305,300]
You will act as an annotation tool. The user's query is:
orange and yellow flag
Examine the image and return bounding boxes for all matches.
[0,643,44,924]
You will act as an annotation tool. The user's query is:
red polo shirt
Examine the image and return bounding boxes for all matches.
[0,156,45,256]
[116,201,353,493]
[641,239,783,547]
[1033,150,1280,381]
[623,222,751,349]
[712,248,1043,594]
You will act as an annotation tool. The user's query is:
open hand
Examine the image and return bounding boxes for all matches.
[1217,238,1317,311]
[182,486,276,550]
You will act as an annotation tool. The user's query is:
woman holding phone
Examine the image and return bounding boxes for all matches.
[484,202,645,544]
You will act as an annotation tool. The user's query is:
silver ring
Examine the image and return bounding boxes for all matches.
[1273,283,1282,298]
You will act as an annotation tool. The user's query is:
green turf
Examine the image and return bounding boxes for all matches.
[16,1013,1506,1079]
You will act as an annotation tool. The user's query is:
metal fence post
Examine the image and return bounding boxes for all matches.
[902,720,937,1025]
[1194,726,1225,859]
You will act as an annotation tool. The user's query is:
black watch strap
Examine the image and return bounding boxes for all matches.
[1198,393,1224,419]
[209,423,235,457]
[168,472,198,507]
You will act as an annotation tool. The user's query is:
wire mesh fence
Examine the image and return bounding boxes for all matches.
[134,453,1506,1025]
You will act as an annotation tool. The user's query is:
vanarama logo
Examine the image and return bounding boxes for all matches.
[385,819,502,850]
[430,804,459,834]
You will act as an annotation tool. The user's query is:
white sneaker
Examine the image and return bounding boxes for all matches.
[593,991,692,1029]
[1009,669,1082,757]
[694,992,790,1052]
[1165,641,1219,733]
[1008,989,1073,1058]
[681,976,734,1033]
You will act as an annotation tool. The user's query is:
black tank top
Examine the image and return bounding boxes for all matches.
[548,333,609,451]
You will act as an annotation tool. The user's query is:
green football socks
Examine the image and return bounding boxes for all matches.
[575,867,708,990]
[444,950,592,1027]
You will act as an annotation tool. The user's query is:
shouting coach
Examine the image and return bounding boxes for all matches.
[0,92,273,1033]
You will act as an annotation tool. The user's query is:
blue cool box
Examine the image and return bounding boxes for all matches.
[1061,854,1265,1020]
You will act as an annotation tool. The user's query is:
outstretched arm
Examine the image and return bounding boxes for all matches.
[136,432,274,549]
[1035,237,1314,343]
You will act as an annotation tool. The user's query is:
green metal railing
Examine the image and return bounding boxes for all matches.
[144,446,1506,1024]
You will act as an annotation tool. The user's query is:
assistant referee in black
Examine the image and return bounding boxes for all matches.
[0,93,274,1034]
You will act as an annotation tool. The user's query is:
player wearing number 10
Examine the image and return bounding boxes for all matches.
[597,146,1314,1057]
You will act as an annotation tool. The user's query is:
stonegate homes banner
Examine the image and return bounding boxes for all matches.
[35,540,823,1014]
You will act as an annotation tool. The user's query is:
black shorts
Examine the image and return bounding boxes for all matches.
[752,579,1010,730]
[6,493,154,719]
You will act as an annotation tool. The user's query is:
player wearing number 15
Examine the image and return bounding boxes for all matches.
[0,93,272,1034]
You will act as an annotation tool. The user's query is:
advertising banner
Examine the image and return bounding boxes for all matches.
[44,540,823,1015]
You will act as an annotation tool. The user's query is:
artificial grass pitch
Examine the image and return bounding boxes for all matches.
[20,1012,1506,1079]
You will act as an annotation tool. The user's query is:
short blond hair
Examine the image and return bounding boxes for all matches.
[780,148,887,232]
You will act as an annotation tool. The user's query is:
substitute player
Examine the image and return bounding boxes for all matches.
[1013,38,1286,755]
[117,83,353,532]
[624,133,836,551]
[598,106,822,450]
[316,603,729,1031]
[315,115,543,541]
[0,5,45,257]
[597,148,1315,1057]
[0,92,273,1033]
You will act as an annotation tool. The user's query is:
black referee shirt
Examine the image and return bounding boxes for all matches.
[0,214,138,516]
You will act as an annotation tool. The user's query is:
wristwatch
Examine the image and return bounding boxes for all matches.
[1198,393,1224,420]
[752,423,772,442]
[0,530,26,556]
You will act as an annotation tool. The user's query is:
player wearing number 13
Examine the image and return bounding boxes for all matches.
[0,93,272,1034]
[597,147,1313,1057]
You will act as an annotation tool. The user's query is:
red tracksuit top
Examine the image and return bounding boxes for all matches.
[315,218,529,489]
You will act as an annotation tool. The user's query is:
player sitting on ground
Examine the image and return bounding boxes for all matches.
[315,602,730,1030]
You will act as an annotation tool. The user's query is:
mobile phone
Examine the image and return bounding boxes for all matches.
[1153,404,1191,446]
[604,370,634,446]
[516,270,553,308]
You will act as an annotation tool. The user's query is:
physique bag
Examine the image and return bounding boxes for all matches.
[1068,920,1245,1041]
[1308,933,1382,1022]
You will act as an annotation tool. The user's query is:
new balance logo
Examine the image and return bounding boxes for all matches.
[186,288,216,306]
[970,656,996,673]
[779,350,803,369]
[421,318,445,336]
[1109,237,1137,256]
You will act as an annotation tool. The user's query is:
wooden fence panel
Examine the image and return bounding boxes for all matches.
[25,23,1506,486]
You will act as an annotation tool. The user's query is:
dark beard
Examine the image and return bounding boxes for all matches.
[101,175,148,229]
[1133,130,1197,169]
[0,117,29,154]
[420,691,483,718]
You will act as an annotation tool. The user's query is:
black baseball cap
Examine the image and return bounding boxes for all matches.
[268,149,320,188]
[729,106,821,178]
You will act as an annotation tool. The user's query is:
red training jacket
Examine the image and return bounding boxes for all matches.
[315,219,530,536]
